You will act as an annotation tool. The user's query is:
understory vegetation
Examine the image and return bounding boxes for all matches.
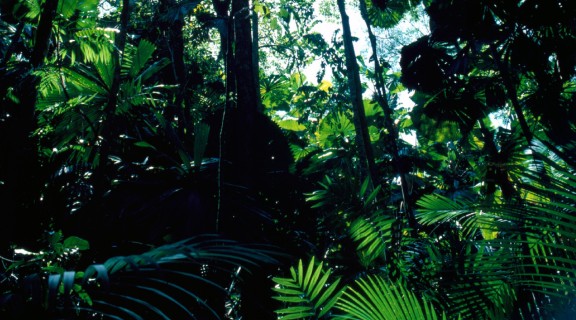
[1,0,575,319]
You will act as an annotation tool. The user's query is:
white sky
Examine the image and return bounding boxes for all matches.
[301,1,426,145]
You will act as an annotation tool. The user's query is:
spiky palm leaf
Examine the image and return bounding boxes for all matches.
[349,211,394,266]
[335,275,445,320]
[272,257,344,319]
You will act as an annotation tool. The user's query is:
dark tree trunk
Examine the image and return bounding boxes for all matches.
[252,8,263,112]
[31,0,59,67]
[0,0,59,248]
[229,0,259,189]
[337,0,378,186]
[212,0,235,105]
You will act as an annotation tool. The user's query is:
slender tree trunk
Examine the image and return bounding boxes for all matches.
[358,0,417,229]
[252,7,263,112]
[94,0,131,196]
[232,0,258,113]
[212,0,235,107]
[159,0,189,134]
[336,0,378,186]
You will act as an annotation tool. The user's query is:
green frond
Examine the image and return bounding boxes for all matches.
[416,149,576,318]
[416,193,488,239]
[335,275,444,320]
[129,39,156,78]
[23,0,41,20]
[273,257,344,319]
[349,212,394,266]
[74,28,115,64]
[137,57,171,83]
[365,0,411,29]
[62,64,109,95]
[35,67,64,99]
[94,58,115,90]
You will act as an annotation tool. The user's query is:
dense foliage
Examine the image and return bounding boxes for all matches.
[1,0,575,319]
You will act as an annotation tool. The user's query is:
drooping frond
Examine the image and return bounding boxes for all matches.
[29,235,283,319]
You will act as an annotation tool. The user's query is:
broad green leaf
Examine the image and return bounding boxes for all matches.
[277,119,306,132]
[63,236,90,251]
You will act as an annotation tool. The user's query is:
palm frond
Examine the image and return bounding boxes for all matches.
[272,256,344,319]
[20,235,282,319]
[415,148,576,318]
[122,39,157,79]
[417,193,497,239]
[349,212,394,266]
[335,275,444,320]
[74,27,115,65]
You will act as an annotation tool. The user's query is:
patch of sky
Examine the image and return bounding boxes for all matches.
[303,1,429,146]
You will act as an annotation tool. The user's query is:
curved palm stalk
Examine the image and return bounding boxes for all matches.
[272,257,344,319]
[16,235,282,319]
[335,275,444,320]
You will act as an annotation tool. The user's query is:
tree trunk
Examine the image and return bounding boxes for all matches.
[212,0,235,106]
[230,0,259,188]
[358,0,417,230]
[0,0,59,247]
[31,0,59,67]
[336,0,378,186]
[159,0,189,134]
[252,7,263,112]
